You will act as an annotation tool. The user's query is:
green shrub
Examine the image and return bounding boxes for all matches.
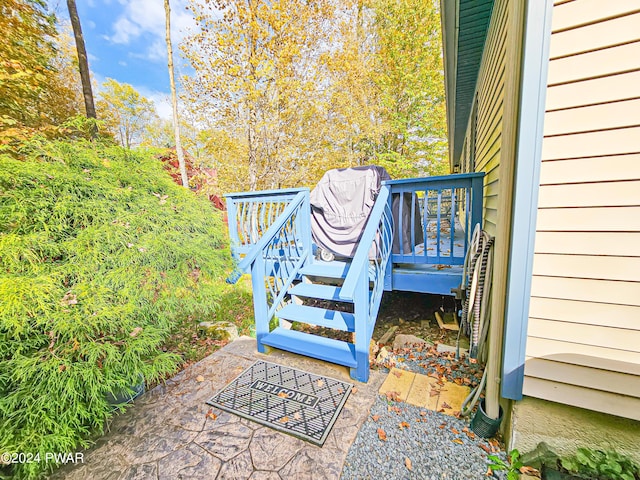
[0,138,228,479]
[561,448,640,480]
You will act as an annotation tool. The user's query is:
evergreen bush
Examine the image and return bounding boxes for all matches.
[0,138,228,479]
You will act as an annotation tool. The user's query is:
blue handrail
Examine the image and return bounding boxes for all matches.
[340,186,392,301]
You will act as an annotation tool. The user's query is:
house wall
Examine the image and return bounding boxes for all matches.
[523,0,640,418]
[510,0,640,458]
[458,0,510,237]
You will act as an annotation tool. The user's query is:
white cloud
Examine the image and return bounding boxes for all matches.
[106,0,194,61]
[141,88,173,120]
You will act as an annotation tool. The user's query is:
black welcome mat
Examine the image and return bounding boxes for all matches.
[207,360,352,446]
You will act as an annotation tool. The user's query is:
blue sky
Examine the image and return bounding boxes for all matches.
[52,0,196,118]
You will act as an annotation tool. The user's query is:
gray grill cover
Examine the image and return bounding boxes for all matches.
[310,166,391,258]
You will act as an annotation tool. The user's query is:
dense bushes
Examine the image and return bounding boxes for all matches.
[0,138,228,479]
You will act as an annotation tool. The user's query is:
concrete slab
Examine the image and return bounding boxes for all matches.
[379,368,470,416]
[51,336,385,480]
[378,368,416,401]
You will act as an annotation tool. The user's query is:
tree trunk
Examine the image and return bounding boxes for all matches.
[164,0,189,188]
[66,0,97,134]
[247,0,258,191]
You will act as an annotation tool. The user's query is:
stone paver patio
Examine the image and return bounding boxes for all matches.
[51,337,385,480]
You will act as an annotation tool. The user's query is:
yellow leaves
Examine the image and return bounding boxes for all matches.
[376,428,387,441]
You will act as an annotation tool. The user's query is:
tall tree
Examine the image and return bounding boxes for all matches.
[66,0,96,122]
[0,0,57,128]
[370,0,448,177]
[164,0,189,188]
[184,0,332,191]
[97,78,158,149]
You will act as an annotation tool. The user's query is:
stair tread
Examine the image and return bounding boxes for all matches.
[278,304,354,331]
[261,327,357,368]
[289,283,345,301]
[299,260,350,279]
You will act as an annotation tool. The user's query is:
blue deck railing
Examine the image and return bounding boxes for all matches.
[386,172,484,266]
[225,188,308,259]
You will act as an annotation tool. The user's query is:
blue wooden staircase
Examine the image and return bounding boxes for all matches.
[225,173,483,382]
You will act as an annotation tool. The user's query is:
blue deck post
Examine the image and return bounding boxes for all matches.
[351,266,370,382]
[299,189,313,265]
[226,197,239,260]
[251,254,269,353]
[471,174,484,231]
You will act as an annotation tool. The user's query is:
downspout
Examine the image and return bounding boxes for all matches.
[501,0,553,402]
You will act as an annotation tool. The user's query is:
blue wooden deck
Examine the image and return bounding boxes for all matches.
[224,172,484,381]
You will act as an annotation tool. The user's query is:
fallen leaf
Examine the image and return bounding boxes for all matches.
[377,428,387,441]
[452,439,464,445]
[277,391,288,398]
[404,457,412,471]
[441,401,452,409]
[392,370,403,378]
[371,415,380,422]
[399,421,410,429]
[450,427,459,435]
[59,364,66,372]
[316,379,324,388]
[485,467,493,477]
[279,416,289,423]
[438,423,446,429]
[196,375,205,382]
[520,466,540,476]
[61,292,78,306]
[419,411,427,417]
[385,391,401,402]
[391,406,401,414]
[429,389,440,397]
[130,327,143,337]
[293,412,302,421]
[206,409,218,421]
[479,443,491,454]
[351,387,358,394]
[337,387,344,394]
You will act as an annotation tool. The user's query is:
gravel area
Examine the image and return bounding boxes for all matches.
[341,396,507,479]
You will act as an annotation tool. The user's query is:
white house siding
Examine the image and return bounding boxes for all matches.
[524,0,640,420]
